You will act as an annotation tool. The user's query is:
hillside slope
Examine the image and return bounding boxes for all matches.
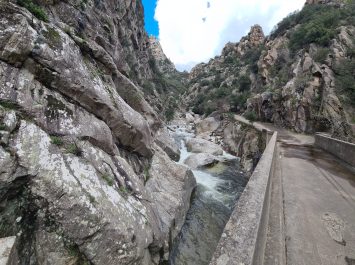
[186,0,355,141]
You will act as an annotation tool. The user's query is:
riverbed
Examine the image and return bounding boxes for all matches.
[168,124,248,265]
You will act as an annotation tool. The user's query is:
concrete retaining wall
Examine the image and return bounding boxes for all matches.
[209,132,278,265]
[315,133,355,167]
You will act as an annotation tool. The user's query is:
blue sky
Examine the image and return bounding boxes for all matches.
[142,0,159,37]
[143,0,305,71]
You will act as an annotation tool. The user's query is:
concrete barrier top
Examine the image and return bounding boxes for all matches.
[209,132,278,265]
[315,133,355,167]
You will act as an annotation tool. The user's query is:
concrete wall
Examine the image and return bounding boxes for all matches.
[315,133,355,167]
[209,132,278,265]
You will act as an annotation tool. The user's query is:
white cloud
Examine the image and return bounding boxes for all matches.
[155,0,305,71]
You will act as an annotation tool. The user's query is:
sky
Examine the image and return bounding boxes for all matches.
[142,0,305,71]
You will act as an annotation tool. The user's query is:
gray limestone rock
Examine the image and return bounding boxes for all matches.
[184,153,219,169]
[186,137,224,156]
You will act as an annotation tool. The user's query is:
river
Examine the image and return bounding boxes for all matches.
[168,124,248,265]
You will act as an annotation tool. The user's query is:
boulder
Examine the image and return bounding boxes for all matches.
[195,117,220,135]
[184,153,219,169]
[145,146,196,261]
[186,138,223,156]
[155,127,180,161]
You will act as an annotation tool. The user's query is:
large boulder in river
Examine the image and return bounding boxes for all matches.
[184,153,219,169]
[186,138,224,156]
[155,127,180,161]
[145,146,196,261]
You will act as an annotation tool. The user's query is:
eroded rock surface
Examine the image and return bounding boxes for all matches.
[0,0,195,264]
[186,138,224,156]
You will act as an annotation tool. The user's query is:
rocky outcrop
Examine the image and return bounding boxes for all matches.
[195,117,221,135]
[190,116,263,174]
[248,24,355,140]
[149,36,176,75]
[0,0,195,264]
[186,2,354,142]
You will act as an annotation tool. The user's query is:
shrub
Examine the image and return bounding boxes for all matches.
[215,86,229,98]
[165,107,175,121]
[119,186,128,195]
[213,74,223,88]
[294,75,312,93]
[242,46,264,73]
[101,174,114,186]
[0,100,19,110]
[17,0,48,22]
[66,143,83,156]
[289,22,336,52]
[200,79,210,86]
[244,111,258,122]
[334,57,355,106]
[230,91,250,111]
[313,47,330,64]
[238,75,251,92]
[270,11,299,38]
[143,166,151,184]
[50,136,63,146]
[43,27,61,49]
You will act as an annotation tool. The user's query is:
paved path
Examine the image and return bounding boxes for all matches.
[266,128,355,265]
[233,115,355,265]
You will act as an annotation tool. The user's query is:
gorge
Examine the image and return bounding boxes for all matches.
[0,0,354,264]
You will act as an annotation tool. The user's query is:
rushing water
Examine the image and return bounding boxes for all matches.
[169,125,248,265]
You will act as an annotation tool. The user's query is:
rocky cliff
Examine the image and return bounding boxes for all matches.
[0,0,195,264]
[187,0,355,142]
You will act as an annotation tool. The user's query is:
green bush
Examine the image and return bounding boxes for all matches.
[313,47,329,64]
[0,100,19,110]
[101,174,114,186]
[50,136,63,146]
[17,0,48,22]
[165,107,175,121]
[229,91,250,111]
[287,3,355,53]
[244,111,258,122]
[243,46,264,73]
[334,57,355,106]
[270,11,299,38]
[238,75,251,92]
[212,74,223,88]
[200,79,210,86]
[215,86,229,98]
[143,166,151,184]
[66,143,83,156]
[289,22,336,52]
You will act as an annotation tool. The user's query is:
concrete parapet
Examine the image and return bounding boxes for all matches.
[315,133,355,167]
[209,132,278,265]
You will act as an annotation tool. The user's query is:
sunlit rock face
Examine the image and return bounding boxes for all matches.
[0,0,195,264]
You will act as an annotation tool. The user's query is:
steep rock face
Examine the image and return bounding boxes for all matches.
[0,0,195,264]
[249,24,354,139]
[149,36,176,75]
